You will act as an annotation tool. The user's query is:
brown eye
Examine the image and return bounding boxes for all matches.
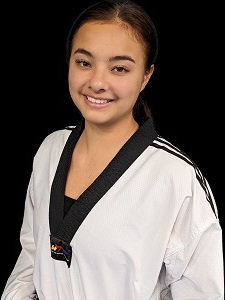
[75,59,91,68]
[113,66,129,73]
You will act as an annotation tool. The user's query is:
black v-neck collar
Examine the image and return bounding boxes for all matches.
[49,117,157,244]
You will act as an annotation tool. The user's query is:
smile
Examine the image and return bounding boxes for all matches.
[87,96,110,104]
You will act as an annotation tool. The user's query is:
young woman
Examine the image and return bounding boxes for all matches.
[2,1,224,299]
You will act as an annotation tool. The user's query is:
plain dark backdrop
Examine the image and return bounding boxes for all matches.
[2,0,223,294]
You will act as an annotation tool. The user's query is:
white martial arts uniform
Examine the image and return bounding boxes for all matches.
[1,118,224,299]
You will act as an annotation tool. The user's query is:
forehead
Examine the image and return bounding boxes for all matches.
[72,22,146,61]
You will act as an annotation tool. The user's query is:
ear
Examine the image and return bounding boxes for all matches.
[140,64,154,92]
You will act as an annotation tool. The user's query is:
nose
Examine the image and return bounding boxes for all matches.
[88,68,109,93]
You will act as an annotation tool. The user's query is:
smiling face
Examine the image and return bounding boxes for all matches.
[68,21,153,128]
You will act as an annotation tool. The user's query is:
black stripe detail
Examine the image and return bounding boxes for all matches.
[153,137,216,216]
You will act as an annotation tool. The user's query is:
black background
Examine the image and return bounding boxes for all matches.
[1,0,223,294]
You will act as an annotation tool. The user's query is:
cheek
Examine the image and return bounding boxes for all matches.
[68,70,83,93]
[118,78,143,99]
[115,84,141,110]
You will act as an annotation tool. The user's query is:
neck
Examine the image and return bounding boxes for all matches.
[79,117,139,153]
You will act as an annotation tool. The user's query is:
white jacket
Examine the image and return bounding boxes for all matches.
[1,118,224,299]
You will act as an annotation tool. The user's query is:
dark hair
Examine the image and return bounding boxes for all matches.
[66,0,158,122]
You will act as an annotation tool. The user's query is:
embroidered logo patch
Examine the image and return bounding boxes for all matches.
[50,235,72,268]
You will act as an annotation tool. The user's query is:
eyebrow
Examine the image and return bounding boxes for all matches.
[73,48,136,64]
[74,48,92,57]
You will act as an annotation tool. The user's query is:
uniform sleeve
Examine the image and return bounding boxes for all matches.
[1,174,37,299]
[163,178,224,299]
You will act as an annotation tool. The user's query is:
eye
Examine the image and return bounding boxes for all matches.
[112,66,129,73]
[75,59,91,68]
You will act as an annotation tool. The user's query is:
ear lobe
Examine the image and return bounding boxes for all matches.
[141,64,155,91]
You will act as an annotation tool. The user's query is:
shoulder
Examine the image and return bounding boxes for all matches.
[150,135,207,196]
[151,135,218,216]
[41,125,75,145]
[152,135,199,174]
[40,126,75,149]
[33,125,76,163]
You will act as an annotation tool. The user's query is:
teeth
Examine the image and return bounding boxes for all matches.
[87,96,109,104]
